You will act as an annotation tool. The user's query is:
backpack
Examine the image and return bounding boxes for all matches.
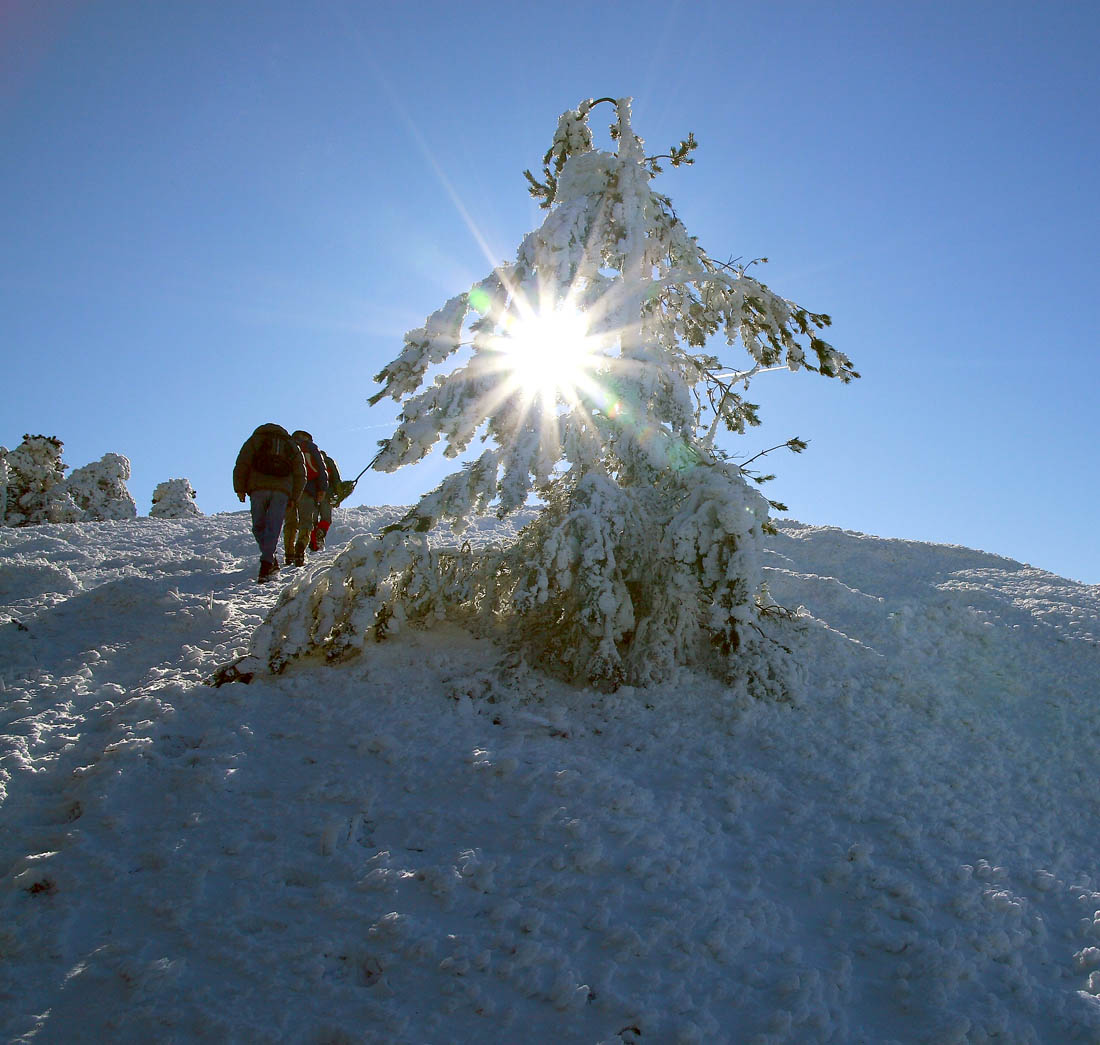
[322,453,341,486]
[303,447,320,482]
[253,431,294,478]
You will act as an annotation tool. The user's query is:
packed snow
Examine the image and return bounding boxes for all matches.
[2,507,1099,1043]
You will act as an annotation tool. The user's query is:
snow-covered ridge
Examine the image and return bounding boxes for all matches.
[2,508,1099,1042]
[768,517,1100,645]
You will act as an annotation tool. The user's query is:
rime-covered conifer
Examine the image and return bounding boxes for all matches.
[2,436,138,526]
[2,435,80,526]
[66,453,137,522]
[250,97,857,696]
[0,447,8,523]
[151,479,202,518]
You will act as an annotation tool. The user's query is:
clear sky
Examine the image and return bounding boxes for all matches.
[2,0,1098,582]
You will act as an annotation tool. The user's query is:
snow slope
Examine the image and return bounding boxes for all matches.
[2,509,1099,1043]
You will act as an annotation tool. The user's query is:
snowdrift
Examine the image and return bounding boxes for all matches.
[1,508,1099,1043]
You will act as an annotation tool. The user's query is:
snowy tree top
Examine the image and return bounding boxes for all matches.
[367,97,857,539]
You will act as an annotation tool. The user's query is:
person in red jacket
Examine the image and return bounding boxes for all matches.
[310,449,342,551]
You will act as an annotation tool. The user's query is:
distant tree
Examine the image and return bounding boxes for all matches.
[66,453,137,522]
[1,435,80,526]
[250,97,857,698]
[1,436,138,526]
[150,478,202,518]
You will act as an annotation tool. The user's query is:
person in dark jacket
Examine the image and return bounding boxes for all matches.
[283,430,329,567]
[233,423,306,583]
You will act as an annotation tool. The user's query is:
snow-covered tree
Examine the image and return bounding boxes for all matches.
[250,97,857,697]
[0,446,8,523]
[150,478,202,518]
[2,436,139,526]
[2,435,80,526]
[65,453,137,522]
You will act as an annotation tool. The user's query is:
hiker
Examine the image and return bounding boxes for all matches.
[283,430,329,567]
[233,423,306,583]
[310,449,342,551]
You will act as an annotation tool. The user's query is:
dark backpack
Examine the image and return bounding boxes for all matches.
[253,432,293,478]
[322,453,341,486]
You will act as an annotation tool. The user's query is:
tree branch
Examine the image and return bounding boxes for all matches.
[739,438,808,470]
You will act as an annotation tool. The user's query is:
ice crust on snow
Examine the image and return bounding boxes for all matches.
[1,507,1100,1042]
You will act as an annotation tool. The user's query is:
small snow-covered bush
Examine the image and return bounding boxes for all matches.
[65,453,137,522]
[1,436,138,527]
[1,435,80,526]
[247,97,857,698]
[0,446,8,522]
[150,479,202,518]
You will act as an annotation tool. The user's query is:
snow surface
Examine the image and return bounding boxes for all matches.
[2,508,1100,1043]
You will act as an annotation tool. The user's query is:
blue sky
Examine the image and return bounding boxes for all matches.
[2,0,1098,582]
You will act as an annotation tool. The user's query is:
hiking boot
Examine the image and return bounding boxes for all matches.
[293,543,306,567]
[257,558,279,583]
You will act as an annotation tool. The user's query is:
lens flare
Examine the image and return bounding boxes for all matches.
[498,304,598,405]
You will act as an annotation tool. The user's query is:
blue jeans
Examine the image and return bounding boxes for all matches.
[249,489,289,563]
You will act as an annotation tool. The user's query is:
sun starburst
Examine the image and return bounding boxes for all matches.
[494,302,602,411]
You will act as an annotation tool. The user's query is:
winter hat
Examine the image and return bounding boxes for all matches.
[292,430,312,441]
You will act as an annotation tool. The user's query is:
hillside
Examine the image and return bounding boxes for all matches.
[2,508,1099,1043]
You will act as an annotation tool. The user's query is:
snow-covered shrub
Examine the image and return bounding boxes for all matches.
[65,453,137,522]
[0,446,8,522]
[2,435,80,526]
[2,436,139,526]
[150,479,202,518]
[249,97,858,697]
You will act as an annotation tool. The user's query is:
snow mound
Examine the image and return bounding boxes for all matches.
[1,508,1099,1042]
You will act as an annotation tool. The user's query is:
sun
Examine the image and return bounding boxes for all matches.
[497,303,600,406]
